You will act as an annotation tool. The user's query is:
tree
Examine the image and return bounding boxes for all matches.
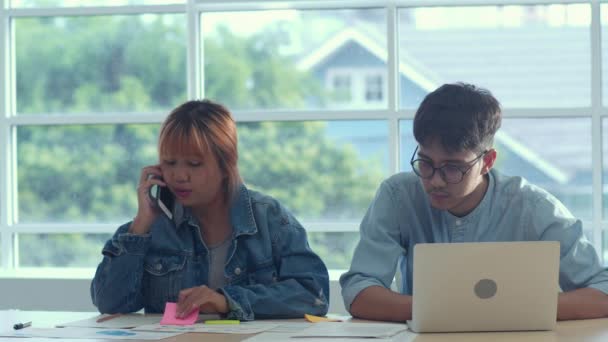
[15,16,383,270]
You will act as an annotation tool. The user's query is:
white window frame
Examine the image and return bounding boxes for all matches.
[0,0,606,273]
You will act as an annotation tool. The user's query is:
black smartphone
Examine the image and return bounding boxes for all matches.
[148,177,175,220]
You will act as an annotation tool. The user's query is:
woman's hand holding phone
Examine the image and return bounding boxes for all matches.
[129,165,166,235]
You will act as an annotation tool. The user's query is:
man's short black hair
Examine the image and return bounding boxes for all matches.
[413,82,502,154]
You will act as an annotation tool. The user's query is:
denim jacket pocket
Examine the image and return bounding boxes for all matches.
[144,254,186,276]
[143,253,186,310]
[248,259,278,285]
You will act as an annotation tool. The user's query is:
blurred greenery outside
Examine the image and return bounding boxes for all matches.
[14,13,385,270]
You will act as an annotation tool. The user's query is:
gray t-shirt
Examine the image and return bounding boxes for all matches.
[207,238,231,290]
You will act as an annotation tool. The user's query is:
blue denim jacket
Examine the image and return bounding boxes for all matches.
[91,185,329,320]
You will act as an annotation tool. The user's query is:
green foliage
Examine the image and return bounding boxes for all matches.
[204,25,323,109]
[16,17,382,269]
[16,15,186,113]
[239,121,382,220]
[18,124,158,223]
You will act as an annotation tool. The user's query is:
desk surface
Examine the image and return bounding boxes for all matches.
[2,310,608,341]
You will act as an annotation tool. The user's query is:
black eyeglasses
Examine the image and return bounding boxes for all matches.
[410,146,488,184]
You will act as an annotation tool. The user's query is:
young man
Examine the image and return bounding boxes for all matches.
[340,83,608,322]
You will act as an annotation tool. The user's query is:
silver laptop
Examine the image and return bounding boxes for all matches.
[407,241,559,333]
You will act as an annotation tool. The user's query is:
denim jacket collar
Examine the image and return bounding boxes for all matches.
[173,184,258,237]
[229,185,258,237]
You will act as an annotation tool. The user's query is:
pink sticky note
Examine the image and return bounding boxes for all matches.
[160,302,199,325]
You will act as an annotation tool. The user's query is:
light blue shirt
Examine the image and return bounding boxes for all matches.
[340,169,608,311]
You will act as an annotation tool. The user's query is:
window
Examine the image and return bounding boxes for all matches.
[1,1,607,273]
[365,74,384,102]
[329,72,353,103]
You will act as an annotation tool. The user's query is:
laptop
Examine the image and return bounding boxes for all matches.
[407,241,560,333]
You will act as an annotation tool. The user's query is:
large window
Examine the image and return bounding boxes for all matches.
[1,1,608,272]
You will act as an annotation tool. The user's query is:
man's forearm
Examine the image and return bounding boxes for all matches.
[349,286,412,322]
[558,287,608,320]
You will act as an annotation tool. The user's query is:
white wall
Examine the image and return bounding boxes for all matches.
[0,278,348,315]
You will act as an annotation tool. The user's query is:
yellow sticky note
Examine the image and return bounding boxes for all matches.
[304,314,342,323]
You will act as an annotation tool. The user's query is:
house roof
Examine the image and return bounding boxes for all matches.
[398,26,592,108]
[299,24,600,183]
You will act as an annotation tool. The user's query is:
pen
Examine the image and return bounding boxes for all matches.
[205,320,240,325]
[13,321,32,330]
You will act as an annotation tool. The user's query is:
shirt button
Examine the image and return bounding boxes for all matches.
[455,220,462,226]
[155,263,162,271]
[234,267,241,275]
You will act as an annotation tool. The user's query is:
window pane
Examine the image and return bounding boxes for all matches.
[202,9,387,111]
[602,119,608,219]
[18,233,111,267]
[601,4,608,105]
[238,120,388,221]
[399,5,591,109]
[500,118,591,221]
[399,120,416,171]
[10,0,181,8]
[308,232,358,270]
[15,15,186,114]
[17,125,159,223]
[400,118,592,221]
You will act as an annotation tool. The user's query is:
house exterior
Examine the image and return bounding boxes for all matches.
[298,23,602,220]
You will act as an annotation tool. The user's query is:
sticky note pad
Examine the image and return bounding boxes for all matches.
[160,302,199,325]
[304,314,343,323]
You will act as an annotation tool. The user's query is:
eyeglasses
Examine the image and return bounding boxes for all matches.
[410,146,488,184]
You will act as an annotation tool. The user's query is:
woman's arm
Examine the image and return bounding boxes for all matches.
[219,214,329,320]
[90,222,150,314]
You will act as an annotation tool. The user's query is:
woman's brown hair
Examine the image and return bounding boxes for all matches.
[158,99,242,203]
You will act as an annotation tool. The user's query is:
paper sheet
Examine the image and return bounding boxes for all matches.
[244,329,418,342]
[133,321,281,334]
[266,322,313,334]
[291,322,409,338]
[56,313,163,329]
[57,312,222,329]
[0,327,183,340]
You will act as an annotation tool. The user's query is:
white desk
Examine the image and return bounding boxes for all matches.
[2,310,608,341]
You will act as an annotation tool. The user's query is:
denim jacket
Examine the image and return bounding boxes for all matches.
[91,185,329,320]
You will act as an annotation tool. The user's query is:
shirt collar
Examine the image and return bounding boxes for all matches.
[228,184,258,237]
[444,170,495,223]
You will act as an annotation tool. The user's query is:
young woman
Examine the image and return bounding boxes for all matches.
[91,100,329,320]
